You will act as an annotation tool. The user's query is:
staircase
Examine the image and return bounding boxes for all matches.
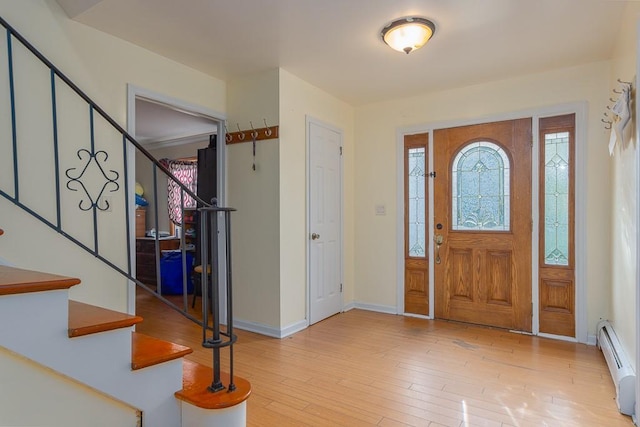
[0,12,250,426]
[0,262,250,426]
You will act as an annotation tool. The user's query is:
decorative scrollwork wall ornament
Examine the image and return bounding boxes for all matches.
[65,149,120,211]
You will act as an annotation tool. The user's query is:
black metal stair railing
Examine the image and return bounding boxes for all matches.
[0,16,237,393]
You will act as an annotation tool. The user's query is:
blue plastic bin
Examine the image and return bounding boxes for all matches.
[160,250,194,294]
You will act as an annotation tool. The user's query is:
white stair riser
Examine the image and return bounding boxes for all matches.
[0,290,184,427]
[0,290,69,336]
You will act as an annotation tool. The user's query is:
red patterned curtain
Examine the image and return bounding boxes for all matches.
[163,159,197,225]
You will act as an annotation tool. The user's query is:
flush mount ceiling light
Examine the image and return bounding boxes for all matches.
[381,17,436,54]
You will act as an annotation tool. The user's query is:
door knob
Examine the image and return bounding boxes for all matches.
[311,233,320,240]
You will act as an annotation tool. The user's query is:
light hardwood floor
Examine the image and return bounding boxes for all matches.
[136,293,633,426]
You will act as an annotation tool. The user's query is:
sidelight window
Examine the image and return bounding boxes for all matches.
[543,132,570,265]
[407,147,426,256]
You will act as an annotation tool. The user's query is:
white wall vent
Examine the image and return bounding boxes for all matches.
[596,320,636,416]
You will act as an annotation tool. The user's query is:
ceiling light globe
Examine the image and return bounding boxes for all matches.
[381,17,436,54]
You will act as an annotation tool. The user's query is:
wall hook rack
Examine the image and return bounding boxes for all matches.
[603,78,633,132]
[225,119,279,145]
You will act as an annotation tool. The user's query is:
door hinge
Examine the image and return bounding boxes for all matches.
[340,283,343,292]
[339,146,343,155]
[426,171,436,178]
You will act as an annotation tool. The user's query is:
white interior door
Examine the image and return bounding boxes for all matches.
[308,118,343,325]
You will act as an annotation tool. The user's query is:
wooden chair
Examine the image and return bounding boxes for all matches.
[191,264,212,309]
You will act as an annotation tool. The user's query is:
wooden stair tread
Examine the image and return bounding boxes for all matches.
[131,332,193,370]
[175,359,251,409]
[0,265,81,296]
[68,300,143,337]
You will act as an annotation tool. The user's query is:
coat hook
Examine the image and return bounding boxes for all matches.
[250,123,257,171]
[617,78,632,86]
[249,121,259,139]
[263,118,272,137]
[224,122,232,143]
[236,123,245,141]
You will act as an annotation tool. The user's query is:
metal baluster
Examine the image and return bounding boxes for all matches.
[51,70,62,229]
[208,204,224,392]
[6,29,18,202]
[122,135,131,277]
[225,209,236,391]
[200,208,209,345]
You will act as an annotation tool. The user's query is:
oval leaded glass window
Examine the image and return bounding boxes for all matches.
[451,141,510,231]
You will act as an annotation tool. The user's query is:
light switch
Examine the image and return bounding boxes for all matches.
[375,204,386,215]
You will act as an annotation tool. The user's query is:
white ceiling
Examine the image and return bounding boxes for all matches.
[134,98,218,145]
[57,0,630,107]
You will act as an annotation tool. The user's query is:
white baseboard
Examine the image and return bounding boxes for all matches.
[234,301,407,339]
[537,332,578,343]
[352,301,398,315]
[280,319,309,338]
[234,318,308,339]
[342,301,356,312]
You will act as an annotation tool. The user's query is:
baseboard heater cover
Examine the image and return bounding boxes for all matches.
[596,320,636,416]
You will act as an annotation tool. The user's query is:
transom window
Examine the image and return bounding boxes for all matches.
[451,141,510,231]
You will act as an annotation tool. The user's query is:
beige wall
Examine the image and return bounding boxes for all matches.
[226,70,281,327]
[0,0,226,312]
[278,69,355,328]
[609,3,640,369]
[354,61,613,338]
[225,68,355,332]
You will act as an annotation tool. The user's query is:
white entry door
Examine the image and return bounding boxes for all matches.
[308,118,343,325]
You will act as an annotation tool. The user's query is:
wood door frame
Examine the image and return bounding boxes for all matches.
[395,103,588,342]
[306,115,344,326]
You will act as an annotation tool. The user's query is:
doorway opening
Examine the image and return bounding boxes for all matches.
[126,85,226,316]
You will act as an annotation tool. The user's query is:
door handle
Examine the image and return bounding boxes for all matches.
[434,234,444,264]
[311,233,320,240]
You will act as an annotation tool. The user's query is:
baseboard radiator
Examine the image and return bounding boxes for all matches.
[597,320,636,416]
